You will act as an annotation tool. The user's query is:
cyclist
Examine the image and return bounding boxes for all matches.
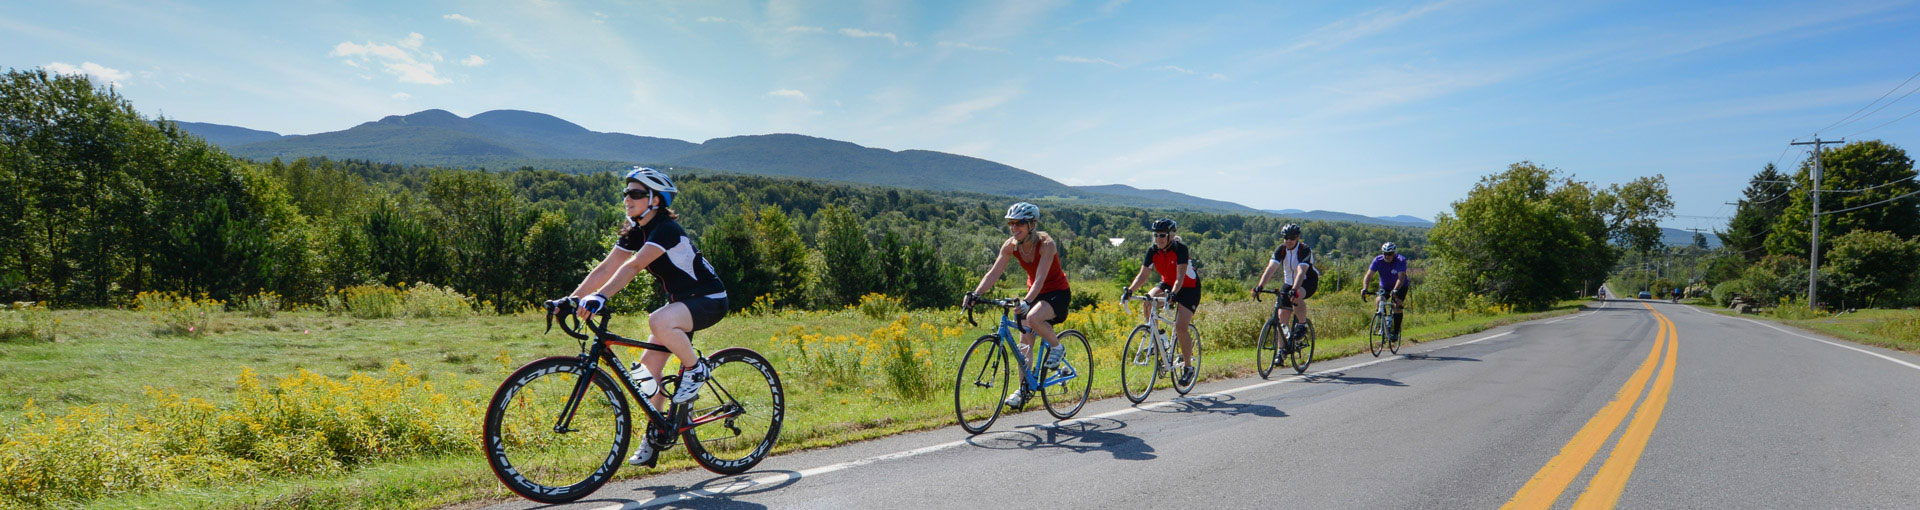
[551,166,728,467]
[1252,223,1318,343]
[1359,242,1410,339]
[1122,218,1201,387]
[965,202,1072,410]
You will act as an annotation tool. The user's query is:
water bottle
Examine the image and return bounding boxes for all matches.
[628,363,658,399]
[1018,343,1032,365]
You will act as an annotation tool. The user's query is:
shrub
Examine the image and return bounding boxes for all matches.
[236,291,282,318]
[0,304,59,343]
[339,284,401,319]
[133,291,222,335]
[856,293,904,320]
[401,282,474,318]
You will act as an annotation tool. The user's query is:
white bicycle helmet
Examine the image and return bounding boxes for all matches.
[1381,242,1397,254]
[623,166,678,207]
[1005,202,1039,222]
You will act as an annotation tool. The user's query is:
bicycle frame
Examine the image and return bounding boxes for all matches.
[1125,295,1180,365]
[968,298,1077,393]
[544,306,744,444]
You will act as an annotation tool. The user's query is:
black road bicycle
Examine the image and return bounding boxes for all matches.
[482,301,785,503]
[1367,288,1402,357]
[1254,288,1315,377]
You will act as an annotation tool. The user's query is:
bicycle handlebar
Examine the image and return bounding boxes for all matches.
[962,293,1022,327]
[542,300,613,341]
[1252,288,1287,302]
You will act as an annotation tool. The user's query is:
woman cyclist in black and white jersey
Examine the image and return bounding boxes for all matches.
[1252,223,1318,341]
[550,166,728,467]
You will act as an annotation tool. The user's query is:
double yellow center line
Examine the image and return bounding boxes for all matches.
[1502,303,1679,510]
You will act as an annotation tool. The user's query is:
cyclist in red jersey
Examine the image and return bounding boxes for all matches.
[1122,218,1202,386]
[965,202,1071,410]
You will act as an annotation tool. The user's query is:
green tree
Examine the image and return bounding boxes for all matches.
[1429,162,1657,310]
[1721,163,1790,259]
[1766,140,1920,258]
[755,206,811,309]
[1820,230,1919,308]
[817,205,879,305]
[702,211,774,312]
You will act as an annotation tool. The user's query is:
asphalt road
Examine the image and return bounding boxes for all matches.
[475,299,1920,510]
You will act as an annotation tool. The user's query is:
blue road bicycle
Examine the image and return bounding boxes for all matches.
[953,295,1093,434]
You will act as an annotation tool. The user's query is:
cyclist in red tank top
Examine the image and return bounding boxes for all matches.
[965,202,1072,410]
[1122,218,1201,385]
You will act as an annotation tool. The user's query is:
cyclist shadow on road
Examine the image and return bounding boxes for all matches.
[1141,393,1287,418]
[965,418,1157,461]
[1400,353,1481,363]
[594,469,803,510]
[1302,371,1408,387]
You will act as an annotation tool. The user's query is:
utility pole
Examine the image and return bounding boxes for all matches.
[1791,136,1844,310]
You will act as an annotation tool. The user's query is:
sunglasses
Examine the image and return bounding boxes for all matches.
[1007,220,1030,227]
[1153,232,1171,238]
[622,189,650,201]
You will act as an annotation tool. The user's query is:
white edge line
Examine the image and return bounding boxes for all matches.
[1731,316,1920,372]
[620,330,1521,509]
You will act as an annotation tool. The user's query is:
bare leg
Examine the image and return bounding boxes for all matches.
[643,302,699,410]
[1174,302,1195,362]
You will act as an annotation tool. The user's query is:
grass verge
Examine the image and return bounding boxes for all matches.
[1705,306,1920,354]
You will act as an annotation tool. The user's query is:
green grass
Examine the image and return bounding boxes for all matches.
[1707,306,1920,354]
[5,298,1584,509]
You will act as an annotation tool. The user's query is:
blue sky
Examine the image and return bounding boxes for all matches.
[7,0,1920,230]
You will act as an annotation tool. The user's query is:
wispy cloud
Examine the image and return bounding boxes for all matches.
[330,33,451,85]
[1099,0,1131,14]
[443,13,478,25]
[840,28,906,46]
[927,85,1024,128]
[1056,55,1120,67]
[460,54,487,66]
[392,92,411,100]
[785,25,826,33]
[697,16,729,23]
[43,61,130,87]
[938,40,1008,53]
[768,89,808,101]
[1288,0,1457,52]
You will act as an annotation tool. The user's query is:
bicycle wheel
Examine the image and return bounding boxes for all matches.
[682,347,785,475]
[1289,319,1316,374]
[1040,330,1093,419]
[484,356,631,504]
[1119,325,1160,403]
[1255,317,1280,379]
[1367,311,1385,357]
[1173,322,1203,395]
[954,335,1010,434]
[1387,314,1402,354]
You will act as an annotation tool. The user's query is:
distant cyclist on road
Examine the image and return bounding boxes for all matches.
[965,202,1073,411]
[551,166,728,467]
[1252,223,1318,342]
[1122,218,1202,387]
[1359,242,1410,339]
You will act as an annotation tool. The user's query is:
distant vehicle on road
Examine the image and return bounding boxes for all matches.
[1637,291,1652,299]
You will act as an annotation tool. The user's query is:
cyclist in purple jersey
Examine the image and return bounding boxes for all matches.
[1360,242,1410,338]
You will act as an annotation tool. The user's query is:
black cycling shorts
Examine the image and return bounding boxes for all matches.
[1390,284,1409,301]
[1282,272,1319,304]
[1029,289,1071,325]
[676,295,729,333]
[1171,286,1201,313]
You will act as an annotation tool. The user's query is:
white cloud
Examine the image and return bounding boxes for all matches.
[1209,73,1229,81]
[697,16,728,23]
[786,25,826,33]
[768,89,809,101]
[1288,0,1456,52]
[461,54,487,66]
[43,62,131,87]
[839,28,903,45]
[330,34,452,85]
[443,13,478,25]
[927,85,1023,128]
[938,40,1008,53]
[392,92,412,100]
[1055,55,1120,67]
[1099,0,1131,14]
[1158,65,1196,75]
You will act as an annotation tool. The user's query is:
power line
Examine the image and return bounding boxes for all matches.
[1817,69,1920,134]
[1847,104,1920,138]
[1820,178,1911,194]
[1817,188,1920,216]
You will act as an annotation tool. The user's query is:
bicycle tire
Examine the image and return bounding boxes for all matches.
[1119,324,1160,403]
[1289,319,1316,374]
[1040,330,1092,419]
[954,335,1010,434]
[484,356,631,504]
[681,347,785,475]
[1256,317,1280,379]
[1368,311,1385,357]
[1387,314,1402,354]
[1173,322,1202,395]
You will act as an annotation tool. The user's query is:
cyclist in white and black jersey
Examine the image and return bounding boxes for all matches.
[1252,223,1318,340]
[550,167,726,467]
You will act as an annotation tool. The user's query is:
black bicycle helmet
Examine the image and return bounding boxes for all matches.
[1151,218,1177,232]
[1281,223,1302,239]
